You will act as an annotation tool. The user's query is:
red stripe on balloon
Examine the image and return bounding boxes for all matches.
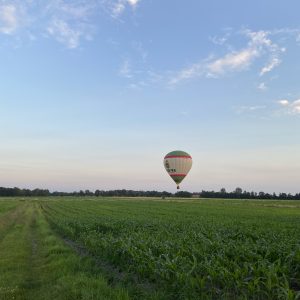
[170,174,187,177]
[164,155,192,159]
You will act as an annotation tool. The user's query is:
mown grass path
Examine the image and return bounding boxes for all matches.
[0,200,129,300]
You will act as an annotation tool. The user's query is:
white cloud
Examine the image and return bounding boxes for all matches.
[278,99,300,114]
[127,0,140,7]
[47,19,83,49]
[53,2,95,19]
[292,99,300,114]
[293,100,300,113]
[180,111,189,116]
[235,105,266,114]
[118,58,149,90]
[206,48,258,76]
[210,35,229,46]
[127,80,147,90]
[258,82,267,90]
[119,59,133,78]
[44,1,96,48]
[246,30,285,76]
[0,4,19,34]
[278,99,289,106]
[259,45,285,75]
[110,0,140,18]
[209,28,232,46]
[168,62,204,85]
[169,29,286,85]
[132,41,148,61]
[260,57,281,76]
[0,0,142,48]
[111,1,126,17]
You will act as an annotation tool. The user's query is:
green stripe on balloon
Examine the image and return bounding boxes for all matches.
[170,175,186,184]
[165,150,191,157]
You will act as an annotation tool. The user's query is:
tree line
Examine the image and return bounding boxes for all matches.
[0,186,299,200]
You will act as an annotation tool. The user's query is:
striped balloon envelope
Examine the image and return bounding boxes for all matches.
[163,150,192,189]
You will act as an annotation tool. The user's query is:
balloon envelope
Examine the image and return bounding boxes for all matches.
[163,150,192,188]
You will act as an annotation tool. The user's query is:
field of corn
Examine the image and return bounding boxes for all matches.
[0,197,300,299]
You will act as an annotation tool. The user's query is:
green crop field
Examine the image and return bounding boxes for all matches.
[0,198,299,299]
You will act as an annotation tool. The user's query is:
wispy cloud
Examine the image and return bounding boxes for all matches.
[0,0,142,48]
[258,82,267,90]
[259,56,281,76]
[234,105,266,114]
[113,27,300,91]
[169,29,287,85]
[111,1,126,18]
[47,19,85,49]
[117,40,152,88]
[278,99,289,106]
[119,59,133,78]
[48,1,95,19]
[209,33,230,46]
[132,41,148,62]
[118,58,153,90]
[209,27,232,46]
[44,1,96,48]
[127,0,140,6]
[278,99,300,114]
[206,48,258,77]
[179,111,189,117]
[168,60,204,85]
[0,4,21,34]
[108,0,140,18]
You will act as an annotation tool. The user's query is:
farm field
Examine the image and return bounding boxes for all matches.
[0,198,299,299]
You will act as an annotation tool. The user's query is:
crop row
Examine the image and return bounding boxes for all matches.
[42,198,300,299]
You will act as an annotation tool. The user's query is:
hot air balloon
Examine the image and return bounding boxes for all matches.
[163,150,192,189]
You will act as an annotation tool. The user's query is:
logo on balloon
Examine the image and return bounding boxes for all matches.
[165,160,170,169]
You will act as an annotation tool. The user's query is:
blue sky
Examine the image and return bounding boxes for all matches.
[1,0,300,193]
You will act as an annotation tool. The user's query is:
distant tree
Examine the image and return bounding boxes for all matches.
[175,191,192,198]
[84,190,94,196]
[0,185,299,200]
[13,187,22,196]
[220,188,226,194]
[235,187,243,195]
[162,191,172,197]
